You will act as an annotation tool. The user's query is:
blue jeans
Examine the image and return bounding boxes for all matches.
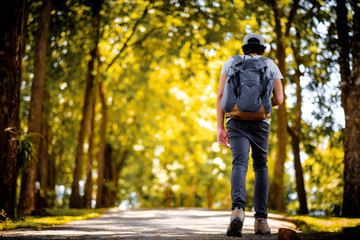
[226,118,270,219]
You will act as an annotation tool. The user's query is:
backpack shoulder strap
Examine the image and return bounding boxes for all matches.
[255,57,270,98]
[258,56,269,61]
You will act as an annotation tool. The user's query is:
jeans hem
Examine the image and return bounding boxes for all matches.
[254,213,268,219]
[231,205,245,211]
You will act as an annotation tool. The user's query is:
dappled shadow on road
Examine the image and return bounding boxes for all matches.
[5,209,358,240]
[1,232,358,240]
[0,209,291,239]
[0,233,278,240]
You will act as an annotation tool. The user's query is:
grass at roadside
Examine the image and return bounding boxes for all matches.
[287,215,360,233]
[0,208,106,231]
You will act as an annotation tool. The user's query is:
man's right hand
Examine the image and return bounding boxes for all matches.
[217,128,229,148]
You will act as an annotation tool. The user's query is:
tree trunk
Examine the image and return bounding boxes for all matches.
[102,144,113,208]
[165,187,172,207]
[287,38,308,214]
[19,0,52,216]
[47,155,57,208]
[96,80,108,208]
[293,78,308,214]
[69,48,96,208]
[101,145,131,208]
[207,183,214,208]
[110,147,118,206]
[338,0,360,217]
[51,132,62,206]
[268,0,299,212]
[46,149,57,208]
[0,0,26,219]
[112,170,120,207]
[107,145,133,207]
[82,91,96,209]
[287,52,308,214]
[70,0,102,208]
[35,90,51,209]
[290,131,308,214]
[268,0,287,212]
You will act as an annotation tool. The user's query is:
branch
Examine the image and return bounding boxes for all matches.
[289,34,303,133]
[290,33,303,70]
[272,0,283,39]
[106,1,153,71]
[132,26,162,46]
[287,123,295,138]
[285,0,300,37]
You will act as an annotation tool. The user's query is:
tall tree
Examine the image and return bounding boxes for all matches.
[95,80,107,208]
[82,82,97,209]
[287,33,308,214]
[336,0,360,217]
[0,0,27,219]
[70,0,102,208]
[19,0,52,215]
[100,144,114,208]
[35,90,51,209]
[268,0,300,212]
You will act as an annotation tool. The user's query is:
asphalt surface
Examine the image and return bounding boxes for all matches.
[0,208,298,239]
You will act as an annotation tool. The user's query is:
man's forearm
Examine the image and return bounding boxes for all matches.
[217,97,225,129]
[271,96,282,107]
[271,97,277,107]
[217,111,225,129]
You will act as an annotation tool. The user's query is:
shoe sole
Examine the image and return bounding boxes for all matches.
[226,229,242,237]
[255,230,271,235]
[226,217,243,237]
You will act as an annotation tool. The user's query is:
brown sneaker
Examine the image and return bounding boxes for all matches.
[254,217,271,235]
[226,207,245,237]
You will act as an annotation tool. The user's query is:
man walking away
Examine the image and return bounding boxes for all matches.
[216,33,283,237]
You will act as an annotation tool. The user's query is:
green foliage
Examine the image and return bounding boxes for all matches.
[288,215,360,233]
[304,134,344,216]
[0,208,104,231]
[0,209,7,222]
[17,132,39,170]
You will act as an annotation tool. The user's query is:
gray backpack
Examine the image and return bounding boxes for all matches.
[221,56,273,121]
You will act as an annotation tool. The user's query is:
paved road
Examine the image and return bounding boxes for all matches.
[0,208,298,239]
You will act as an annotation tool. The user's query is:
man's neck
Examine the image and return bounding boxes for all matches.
[248,53,259,56]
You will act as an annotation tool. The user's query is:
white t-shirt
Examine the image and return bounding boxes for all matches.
[221,55,283,124]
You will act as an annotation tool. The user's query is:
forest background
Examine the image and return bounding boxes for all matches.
[0,0,359,220]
